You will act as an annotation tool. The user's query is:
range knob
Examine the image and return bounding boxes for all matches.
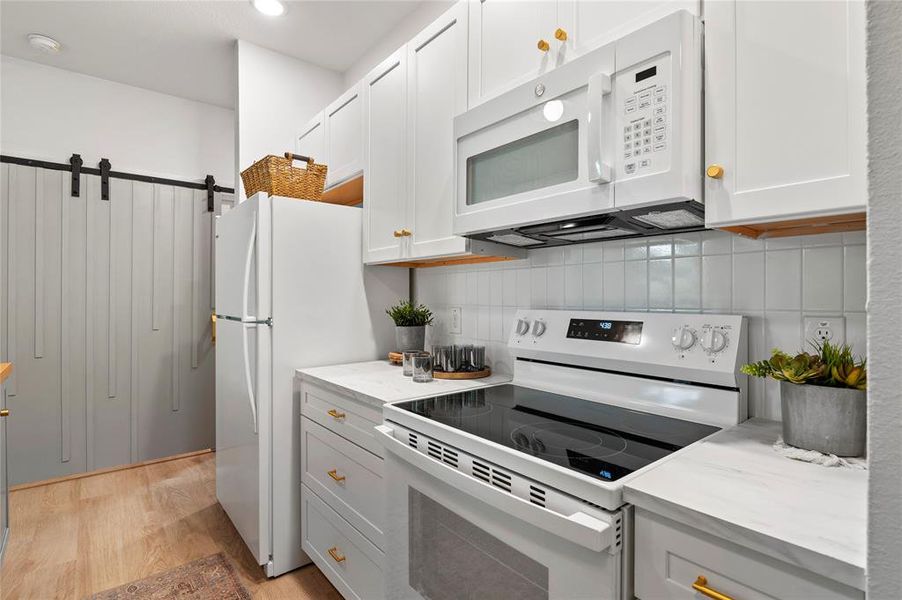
[700,328,728,354]
[532,320,547,337]
[672,326,697,351]
[515,319,531,336]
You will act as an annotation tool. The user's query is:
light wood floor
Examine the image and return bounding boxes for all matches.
[0,452,342,600]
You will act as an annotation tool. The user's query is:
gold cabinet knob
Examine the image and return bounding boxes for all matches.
[400,229,412,237]
[327,469,346,483]
[537,39,550,52]
[327,409,346,420]
[393,229,402,238]
[555,28,568,41]
[706,164,725,179]
[0,409,9,417]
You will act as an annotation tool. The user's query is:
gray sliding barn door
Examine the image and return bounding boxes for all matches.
[0,163,217,485]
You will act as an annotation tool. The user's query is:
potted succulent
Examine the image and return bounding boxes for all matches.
[386,300,434,352]
[742,340,866,456]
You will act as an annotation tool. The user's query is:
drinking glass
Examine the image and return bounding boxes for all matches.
[432,346,452,372]
[412,354,434,383]
[403,351,429,377]
[470,345,486,371]
[454,344,474,372]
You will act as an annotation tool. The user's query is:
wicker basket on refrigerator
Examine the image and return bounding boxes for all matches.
[240,152,328,200]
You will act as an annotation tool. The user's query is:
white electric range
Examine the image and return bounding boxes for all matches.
[377,309,747,600]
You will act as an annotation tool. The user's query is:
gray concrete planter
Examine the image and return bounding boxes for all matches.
[395,326,426,352]
[780,381,866,457]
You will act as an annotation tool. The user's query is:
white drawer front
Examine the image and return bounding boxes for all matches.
[302,484,384,600]
[635,509,863,600]
[301,416,384,548]
[300,380,383,457]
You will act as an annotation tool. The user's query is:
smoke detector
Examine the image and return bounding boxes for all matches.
[27,33,61,54]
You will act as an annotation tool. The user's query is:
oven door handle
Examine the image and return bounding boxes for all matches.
[587,72,612,184]
[376,424,614,552]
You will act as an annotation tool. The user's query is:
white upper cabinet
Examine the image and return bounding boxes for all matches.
[407,2,470,259]
[297,111,326,165]
[559,0,698,55]
[323,83,364,187]
[363,48,408,264]
[467,0,698,108]
[467,0,558,107]
[704,0,867,228]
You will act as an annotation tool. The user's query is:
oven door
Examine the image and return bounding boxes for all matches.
[376,424,626,600]
[453,43,615,237]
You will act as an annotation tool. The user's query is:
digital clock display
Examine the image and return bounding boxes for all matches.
[566,319,643,344]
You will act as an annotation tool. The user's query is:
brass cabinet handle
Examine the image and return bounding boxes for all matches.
[393,229,403,238]
[555,27,568,41]
[692,576,734,600]
[706,164,725,179]
[327,469,346,483]
[327,409,346,420]
[400,229,412,237]
[211,312,217,345]
[537,39,550,52]
[0,409,8,417]
[328,547,346,563]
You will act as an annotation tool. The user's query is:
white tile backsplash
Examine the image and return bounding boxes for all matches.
[415,232,867,420]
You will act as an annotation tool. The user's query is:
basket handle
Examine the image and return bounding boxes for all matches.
[284,152,314,165]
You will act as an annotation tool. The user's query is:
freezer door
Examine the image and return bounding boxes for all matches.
[215,318,272,566]
[215,193,272,320]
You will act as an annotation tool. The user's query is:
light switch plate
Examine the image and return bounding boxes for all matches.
[804,316,845,346]
[449,307,462,335]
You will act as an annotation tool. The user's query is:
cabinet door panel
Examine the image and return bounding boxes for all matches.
[325,85,364,187]
[407,3,469,259]
[297,111,326,167]
[468,0,557,107]
[704,0,866,227]
[363,49,408,264]
[560,0,697,58]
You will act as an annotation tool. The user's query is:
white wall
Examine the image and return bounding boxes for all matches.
[414,230,867,421]
[0,55,234,186]
[234,40,343,199]
[342,0,455,88]
[866,0,902,596]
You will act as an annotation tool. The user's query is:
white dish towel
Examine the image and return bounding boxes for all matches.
[773,437,867,470]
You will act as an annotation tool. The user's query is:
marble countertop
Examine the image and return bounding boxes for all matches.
[624,418,866,591]
[296,360,512,407]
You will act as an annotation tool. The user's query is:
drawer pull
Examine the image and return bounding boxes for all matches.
[692,576,734,600]
[327,409,346,420]
[328,547,346,563]
[327,469,346,483]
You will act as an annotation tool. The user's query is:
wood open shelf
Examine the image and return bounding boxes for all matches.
[320,175,363,206]
[719,212,866,239]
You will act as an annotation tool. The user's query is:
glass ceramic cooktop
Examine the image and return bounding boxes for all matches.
[395,384,719,482]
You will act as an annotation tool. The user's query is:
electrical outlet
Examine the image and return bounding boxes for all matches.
[804,316,845,345]
[449,307,462,335]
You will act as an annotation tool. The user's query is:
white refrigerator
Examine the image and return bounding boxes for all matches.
[214,192,407,576]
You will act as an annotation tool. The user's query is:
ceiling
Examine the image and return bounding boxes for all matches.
[0,0,424,108]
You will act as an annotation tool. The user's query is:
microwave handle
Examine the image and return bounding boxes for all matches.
[587,72,612,184]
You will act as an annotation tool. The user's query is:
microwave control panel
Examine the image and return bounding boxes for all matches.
[618,53,672,180]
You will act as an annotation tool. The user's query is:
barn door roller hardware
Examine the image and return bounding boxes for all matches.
[99,158,111,200]
[205,175,215,212]
[69,154,83,197]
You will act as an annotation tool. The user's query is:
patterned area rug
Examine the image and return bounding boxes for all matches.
[85,553,251,600]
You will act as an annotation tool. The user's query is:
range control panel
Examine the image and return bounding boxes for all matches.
[509,310,747,388]
[618,53,672,180]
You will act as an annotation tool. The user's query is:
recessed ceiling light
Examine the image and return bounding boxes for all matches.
[252,0,285,17]
[27,33,61,54]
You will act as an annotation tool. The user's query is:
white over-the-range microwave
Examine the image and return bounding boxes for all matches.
[454,10,703,249]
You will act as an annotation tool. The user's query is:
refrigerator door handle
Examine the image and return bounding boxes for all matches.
[242,218,257,319]
[242,322,258,434]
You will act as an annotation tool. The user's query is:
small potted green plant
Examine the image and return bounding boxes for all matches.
[742,340,866,456]
[385,300,434,352]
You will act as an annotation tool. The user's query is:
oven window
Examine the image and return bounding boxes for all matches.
[466,120,579,206]
[408,487,549,600]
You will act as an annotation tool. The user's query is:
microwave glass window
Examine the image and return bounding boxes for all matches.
[466,120,579,206]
